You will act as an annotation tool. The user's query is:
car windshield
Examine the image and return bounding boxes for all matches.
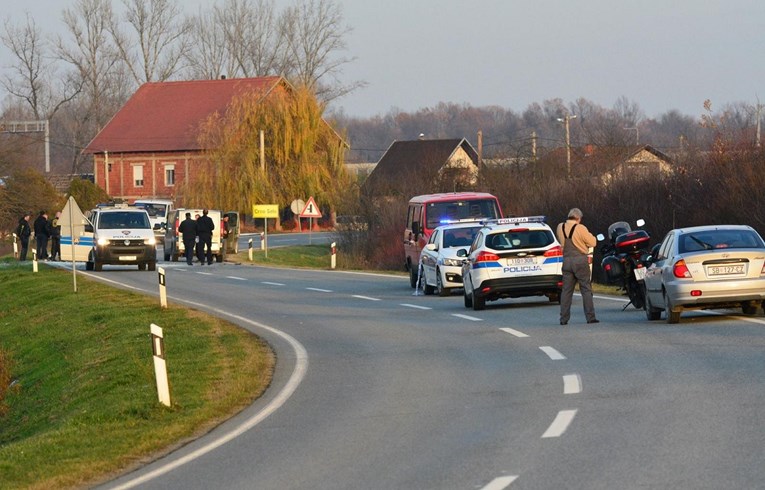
[486,229,554,251]
[100,212,151,229]
[442,226,481,248]
[135,203,167,218]
[679,229,765,253]
[425,199,499,229]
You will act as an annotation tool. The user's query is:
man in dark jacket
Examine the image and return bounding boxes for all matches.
[33,210,49,260]
[178,212,197,265]
[196,209,215,265]
[16,213,32,261]
[49,211,62,261]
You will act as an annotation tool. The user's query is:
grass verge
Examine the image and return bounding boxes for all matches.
[0,258,274,489]
[229,244,332,269]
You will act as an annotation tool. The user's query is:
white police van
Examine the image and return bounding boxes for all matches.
[459,216,563,310]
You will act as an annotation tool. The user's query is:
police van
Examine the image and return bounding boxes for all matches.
[59,198,157,271]
[459,216,563,310]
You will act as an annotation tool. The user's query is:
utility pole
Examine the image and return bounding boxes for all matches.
[755,99,762,148]
[557,115,577,178]
[477,130,483,166]
[531,131,537,161]
[259,130,265,171]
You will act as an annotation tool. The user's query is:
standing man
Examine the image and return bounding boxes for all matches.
[49,211,62,261]
[178,212,197,265]
[33,210,50,260]
[16,212,32,261]
[221,215,230,256]
[196,209,215,265]
[556,207,598,325]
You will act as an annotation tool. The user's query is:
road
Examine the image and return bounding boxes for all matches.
[58,259,765,490]
[238,231,334,251]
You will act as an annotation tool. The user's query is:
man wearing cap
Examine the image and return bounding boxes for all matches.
[178,212,197,265]
[16,212,32,261]
[556,207,598,325]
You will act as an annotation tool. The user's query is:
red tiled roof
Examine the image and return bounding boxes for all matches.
[84,76,284,154]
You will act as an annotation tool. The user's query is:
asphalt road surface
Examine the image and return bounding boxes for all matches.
[49,261,765,490]
[238,231,334,251]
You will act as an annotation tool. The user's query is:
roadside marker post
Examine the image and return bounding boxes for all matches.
[260,233,264,251]
[32,248,38,273]
[12,233,18,259]
[158,266,167,308]
[150,323,171,407]
[331,242,337,269]
[248,238,253,261]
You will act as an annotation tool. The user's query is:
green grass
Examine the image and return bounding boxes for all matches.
[231,244,332,268]
[0,258,274,489]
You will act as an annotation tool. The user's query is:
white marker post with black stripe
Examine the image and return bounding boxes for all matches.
[158,266,167,308]
[32,248,38,273]
[151,323,171,407]
[331,242,337,269]
[248,238,253,261]
[12,233,18,259]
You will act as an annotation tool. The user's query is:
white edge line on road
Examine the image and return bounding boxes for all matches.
[542,409,578,438]
[481,475,518,490]
[563,374,582,394]
[540,346,566,360]
[73,271,308,490]
[352,295,381,301]
[226,276,247,281]
[306,287,332,293]
[452,313,482,321]
[262,281,285,286]
[400,303,432,310]
[500,327,529,338]
[196,271,213,276]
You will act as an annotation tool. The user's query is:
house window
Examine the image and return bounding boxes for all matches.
[164,164,175,186]
[133,165,144,187]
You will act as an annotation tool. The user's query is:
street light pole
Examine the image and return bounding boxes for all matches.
[557,115,577,178]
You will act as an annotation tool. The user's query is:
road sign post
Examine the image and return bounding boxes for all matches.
[299,196,322,246]
[252,204,279,259]
[150,323,171,407]
[331,242,337,269]
[248,238,253,261]
[158,266,167,308]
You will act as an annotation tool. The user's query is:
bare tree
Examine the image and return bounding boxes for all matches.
[219,0,287,77]
[1,14,80,119]
[109,0,192,85]
[185,5,238,79]
[279,0,363,102]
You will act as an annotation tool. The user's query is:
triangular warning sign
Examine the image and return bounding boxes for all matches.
[299,196,322,218]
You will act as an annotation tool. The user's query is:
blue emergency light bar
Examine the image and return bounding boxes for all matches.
[439,218,483,225]
[481,215,547,225]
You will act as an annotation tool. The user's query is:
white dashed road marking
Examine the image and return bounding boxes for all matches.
[539,346,566,360]
[452,313,482,322]
[262,281,286,286]
[352,295,381,301]
[196,272,213,276]
[500,327,529,338]
[542,409,578,438]
[226,276,247,281]
[481,475,518,489]
[306,287,333,293]
[400,303,432,310]
[563,374,582,394]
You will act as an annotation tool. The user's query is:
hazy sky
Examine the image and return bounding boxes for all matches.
[3,0,764,119]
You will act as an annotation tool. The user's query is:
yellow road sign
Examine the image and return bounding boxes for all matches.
[252,204,279,218]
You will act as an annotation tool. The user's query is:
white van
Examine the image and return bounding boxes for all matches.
[163,208,236,263]
[133,198,174,239]
[59,198,157,271]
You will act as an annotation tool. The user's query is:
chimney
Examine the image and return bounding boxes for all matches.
[220,75,227,80]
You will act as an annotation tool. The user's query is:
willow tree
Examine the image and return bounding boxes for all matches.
[190,84,348,217]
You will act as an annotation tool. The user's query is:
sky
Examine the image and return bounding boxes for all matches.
[2,0,765,119]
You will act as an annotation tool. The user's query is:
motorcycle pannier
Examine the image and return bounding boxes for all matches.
[615,230,650,254]
[601,255,624,283]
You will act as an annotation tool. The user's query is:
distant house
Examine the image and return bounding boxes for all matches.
[536,144,673,183]
[83,76,329,205]
[362,138,480,197]
[596,145,673,183]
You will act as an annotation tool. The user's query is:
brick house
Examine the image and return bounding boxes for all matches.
[83,76,291,205]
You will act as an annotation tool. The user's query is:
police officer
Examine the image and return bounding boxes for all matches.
[16,212,32,261]
[49,211,62,261]
[556,208,598,325]
[178,212,197,265]
[33,210,49,260]
[196,209,215,265]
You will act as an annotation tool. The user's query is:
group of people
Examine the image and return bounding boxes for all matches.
[16,210,62,262]
[177,209,230,265]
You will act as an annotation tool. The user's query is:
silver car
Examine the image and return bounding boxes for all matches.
[643,225,765,323]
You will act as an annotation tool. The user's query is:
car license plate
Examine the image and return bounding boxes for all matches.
[507,257,535,266]
[707,264,746,276]
[119,255,137,261]
[633,267,647,281]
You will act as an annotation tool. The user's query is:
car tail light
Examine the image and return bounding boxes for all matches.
[691,290,702,297]
[544,245,563,257]
[475,251,500,262]
[673,259,692,278]
[174,218,179,236]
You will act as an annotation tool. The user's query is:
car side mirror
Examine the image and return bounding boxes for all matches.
[425,243,437,252]
[456,248,468,257]
[84,224,93,233]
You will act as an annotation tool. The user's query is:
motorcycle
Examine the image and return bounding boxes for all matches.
[597,219,651,310]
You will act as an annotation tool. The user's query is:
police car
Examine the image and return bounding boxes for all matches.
[420,221,483,296]
[459,216,563,310]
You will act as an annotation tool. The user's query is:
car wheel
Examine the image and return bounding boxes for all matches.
[645,291,661,321]
[472,293,485,311]
[409,264,418,288]
[148,261,156,272]
[436,269,449,297]
[216,253,223,263]
[86,260,94,271]
[138,263,146,271]
[548,290,561,304]
[94,261,103,272]
[664,292,680,324]
[163,248,170,261]
[464,289,473,308]
[742,301,759,315]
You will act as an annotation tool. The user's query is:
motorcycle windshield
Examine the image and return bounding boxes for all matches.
[608,221,631,241]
